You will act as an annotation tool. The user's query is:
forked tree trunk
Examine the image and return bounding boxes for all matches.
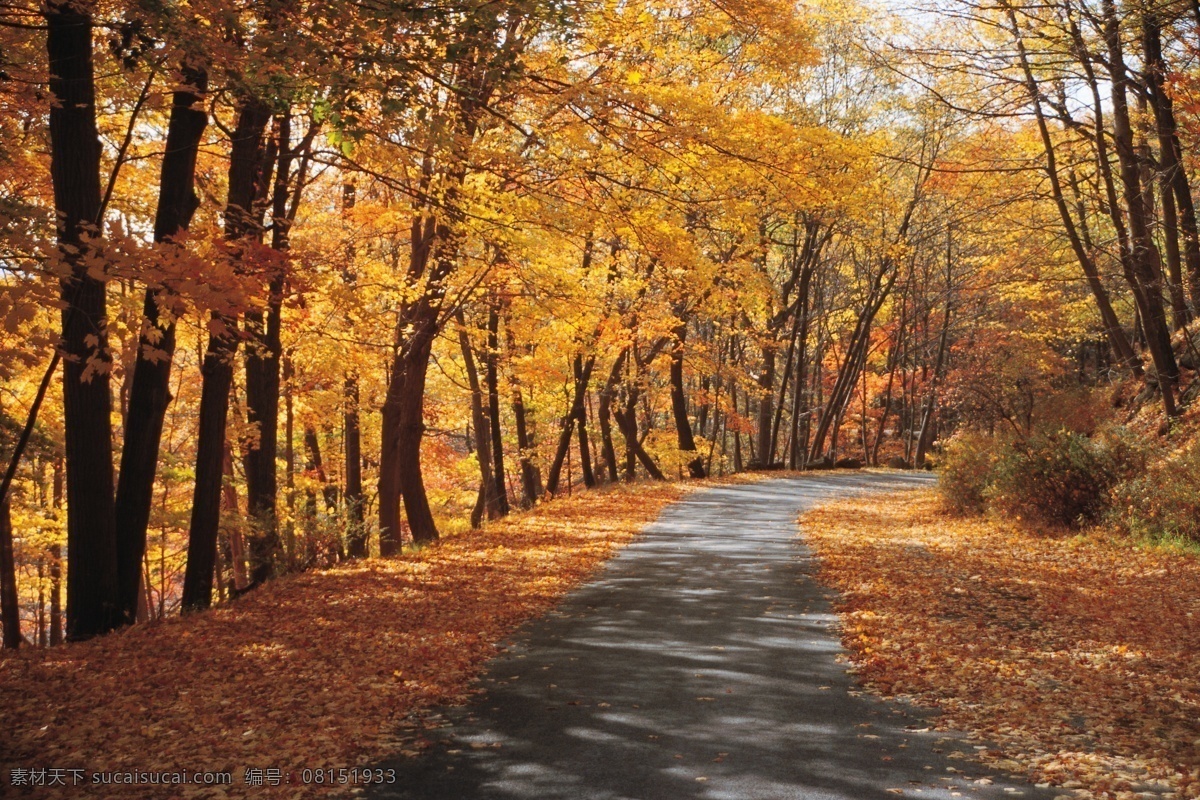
[181,97,272,612]
[114,65,208,624]
[456,310,499,526]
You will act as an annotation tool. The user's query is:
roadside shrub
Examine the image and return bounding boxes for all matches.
[984,429,1119,529]
[938,432,996,516]
[1112,439,1200,544]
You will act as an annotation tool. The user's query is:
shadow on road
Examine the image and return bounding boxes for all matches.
[369,473,1056,800]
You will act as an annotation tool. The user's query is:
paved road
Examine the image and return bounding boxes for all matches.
[370,473,1055,800]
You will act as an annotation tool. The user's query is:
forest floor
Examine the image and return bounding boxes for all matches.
[803,490,1200,800]
[0,482,685,799]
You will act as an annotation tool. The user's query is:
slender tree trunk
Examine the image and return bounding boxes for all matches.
[114,65,208,624]
[485,304,510,512]
[511,385,542,507]
[222,442,248,591]
[1014,6,1143,379]
[340,182,366,556]
[755,345,776,466]
[545,355,596,495]
[597,351,627,484]
[1,501,19,648]
[809,271,895,461]
[304,427,337,513]
[49,462,62,645]
[182,98,272,612]
[1100,0,1179,415]
[456,310,499,526]
[282,357,297,568]
[669,321,706,478]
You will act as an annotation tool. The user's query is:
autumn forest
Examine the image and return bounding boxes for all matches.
[4,0,1200,640]
[4,0,1200,788]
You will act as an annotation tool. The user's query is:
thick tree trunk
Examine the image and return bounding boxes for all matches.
[114,65,208,624]
[47,0,121,640]
[182,98,272,612]
[396,325,439,545]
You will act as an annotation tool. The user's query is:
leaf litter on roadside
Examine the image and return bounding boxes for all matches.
[0,483,685,799]
[802,490,1200,800]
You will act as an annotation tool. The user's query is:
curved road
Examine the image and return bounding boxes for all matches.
[370,473,1055,800]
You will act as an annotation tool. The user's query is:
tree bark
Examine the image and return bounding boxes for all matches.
[669,320,706,478]
[1014,6,1143,379]
[544,354,596,496]
[114,65,208,624]
[485,303,510,512]
[182,97,272,612]
[1143,10,1199,321]
[456,310,499,526]
[511,385,542,507]
[47,0,121,640]
[341,183,366,556]
[1100,0,1179,415]
[1,501,19,648]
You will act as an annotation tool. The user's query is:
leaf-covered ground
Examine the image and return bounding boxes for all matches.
[802,490,1200,800]
[0,483,685,799]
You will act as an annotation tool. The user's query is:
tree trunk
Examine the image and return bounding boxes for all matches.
[485,304,510,512]
[1012,7,1143,379]
[340,182,366,556]
[511,385,542,507]
[114,65,208,624]
[456,310,499,527]
[304,426,337,513]
[50,462,62,645]
[669,321,706,478]
[47,0,121,640]
[596,350,627,484]
[545,355,596,496]
[1143,10,1199,322]
[395,322,440,545]
[1100,0,1179,415]
[574,357,597,488]
[1,501,19,648]
[182,98,272,612]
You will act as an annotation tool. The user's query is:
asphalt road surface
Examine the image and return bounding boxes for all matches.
[369,473,1057,800]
